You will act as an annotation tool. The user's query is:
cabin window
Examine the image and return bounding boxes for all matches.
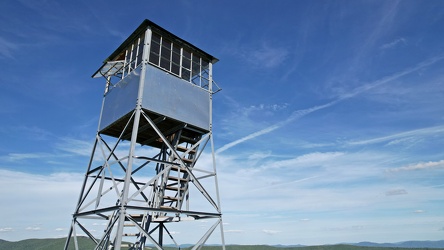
[148,31,211,90]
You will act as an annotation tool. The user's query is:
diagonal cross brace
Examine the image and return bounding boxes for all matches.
[140,110,220,211]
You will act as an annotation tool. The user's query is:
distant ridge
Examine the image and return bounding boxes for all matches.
[352,240,444,248]
[1,238,444,249]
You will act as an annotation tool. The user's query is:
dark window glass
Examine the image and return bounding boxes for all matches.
[172,44,180,55]
[149,33,161,65]
[181,69,190,81]
[161,47,171,60]
[182,49,191,66]
[152,33,161,44]
[150,41,160,54]
[160,57,170,70]
[162,38,171,50]
[149,53,159,65]
[202,59,209,69]
[172,52,180,65]
[171,63,180,75]
[192,54,200,76]
[160,37,171,70]
[172,44,181,66]
[145,32,211,86]
[182,57,190,69]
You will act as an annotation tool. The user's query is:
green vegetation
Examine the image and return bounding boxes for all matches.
[1,238,443,250]
[0,237,96,250]
[198,246,444,250]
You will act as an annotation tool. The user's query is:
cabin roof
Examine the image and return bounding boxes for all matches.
[104,19,218,64]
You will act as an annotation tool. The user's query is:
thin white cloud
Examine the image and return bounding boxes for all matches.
[247,151,272,161]
[336,55,444,100]
[0,227,13,232]
[247,103,289,112]
[56,138,93,156]
[236,42,289,69]
[414,210,426,213]
[380,38,406,50]
[216,55,444,154]
[217,101,338,154]
[0,37,18,59]
[216,123,281,154]
[3,153,52,162]
[251,45,289,68]
[244,176,319,194]
[0,169,83,241]
[262,229,281,235]
[386,160,444,173]
[341,0,401,75]
[262,152,344,170]
[349,125,444,146]
[225,229,244,234]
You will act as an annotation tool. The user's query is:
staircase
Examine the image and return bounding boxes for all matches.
[158,127,201,211]
[105,126,203,249]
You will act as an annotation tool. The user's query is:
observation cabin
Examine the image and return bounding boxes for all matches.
[92,19,220,148]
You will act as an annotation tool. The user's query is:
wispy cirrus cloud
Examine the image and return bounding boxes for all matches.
[2,153,53,162]
[225,41,289,69]
[247,43,289,68]
[386,160,444,173]
[259,152,344,171]
[380,37,407,50]
[414,210,426,213]
[246,103,289,113]
[25,226,42,231]
[0,169,82,241]
[224,229,244,234]
[0,37,18,59]
[217,55,444,154]
[262,229,281,235]
[56,138,93,157]
[0,126,54,141]
[348,125,444,146]
[0,227,13,232]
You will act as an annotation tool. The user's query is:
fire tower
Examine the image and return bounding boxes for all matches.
[65,19,225,250]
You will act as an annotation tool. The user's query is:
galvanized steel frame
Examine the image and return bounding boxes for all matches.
[65,23,225,250]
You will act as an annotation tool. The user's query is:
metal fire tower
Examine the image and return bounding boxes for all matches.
[65,19,225,250]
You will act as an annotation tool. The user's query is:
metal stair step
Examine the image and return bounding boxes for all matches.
[165,185,185,191]
[127,214,145,222]
[163,195,180,201]
[176,145,197,154]
[170,165,187,172]
[180,157,194,164]
[168,176,187,182]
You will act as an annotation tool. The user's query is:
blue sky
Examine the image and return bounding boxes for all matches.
[1,0,444,246]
